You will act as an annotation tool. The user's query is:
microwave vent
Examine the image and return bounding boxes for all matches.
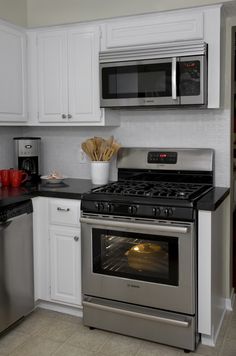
[100,40,207,63]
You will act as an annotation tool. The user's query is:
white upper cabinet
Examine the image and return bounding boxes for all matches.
[38,31,68,122]
[28,25,119,126]
[101,10,204,50]
[36,26,107,124]
[68,28,101,122]
[0,23,27,122]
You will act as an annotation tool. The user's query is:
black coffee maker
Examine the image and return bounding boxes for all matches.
[14,137,41,182]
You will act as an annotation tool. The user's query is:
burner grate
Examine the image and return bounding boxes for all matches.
[92,181,210,201]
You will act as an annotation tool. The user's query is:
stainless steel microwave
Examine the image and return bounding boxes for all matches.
[100,55,207,108]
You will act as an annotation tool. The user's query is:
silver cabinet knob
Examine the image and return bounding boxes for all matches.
[74,236,79,242]
[68,114,72,119]
[61,114,67,119]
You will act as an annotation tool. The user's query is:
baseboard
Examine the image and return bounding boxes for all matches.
[36,300,83,318]
[201,334,215,347]
[225,288,235,311]
[213,307,226,344]
[201,303,226,347]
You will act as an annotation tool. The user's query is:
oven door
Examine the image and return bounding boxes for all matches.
[81,215,195,315]
[100,58,180,107]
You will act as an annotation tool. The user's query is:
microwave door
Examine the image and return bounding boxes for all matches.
[100,58,180,107]
[179,56,206,106]
[140,58,180,106]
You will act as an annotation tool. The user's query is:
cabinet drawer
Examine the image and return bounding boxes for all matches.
[49,199,80,227]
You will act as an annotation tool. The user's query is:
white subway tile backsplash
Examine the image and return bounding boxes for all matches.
[0,127,23,168]
[19,108,231,187]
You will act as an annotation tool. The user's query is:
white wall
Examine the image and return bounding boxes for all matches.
[26,0,231,27]
[23,109,230,187]
[0,0,27,27]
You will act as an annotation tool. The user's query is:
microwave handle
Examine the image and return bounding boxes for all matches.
[172,57,177,100]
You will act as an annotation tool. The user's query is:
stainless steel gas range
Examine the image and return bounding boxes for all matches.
[80,148,214,352]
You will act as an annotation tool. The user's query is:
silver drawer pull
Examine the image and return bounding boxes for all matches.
[57,207,70,212]
[74,236,79,242]
[83,301,190,328]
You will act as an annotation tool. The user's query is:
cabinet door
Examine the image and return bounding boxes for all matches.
[37,31,68,122]
[68,26,101,122]
[50,227,81,306]
[103,11,203,50]
[0,24,27,122]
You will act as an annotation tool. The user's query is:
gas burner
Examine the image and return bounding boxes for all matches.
[92,181,210,201]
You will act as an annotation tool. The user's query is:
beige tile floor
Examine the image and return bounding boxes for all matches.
[0,306,235,356]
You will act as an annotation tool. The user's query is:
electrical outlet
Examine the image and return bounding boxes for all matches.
[80,149,87,164]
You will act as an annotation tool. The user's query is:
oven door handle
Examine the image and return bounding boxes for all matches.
[80,217,189,234]
[83,301,190,328]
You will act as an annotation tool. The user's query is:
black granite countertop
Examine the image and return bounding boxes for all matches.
[0,178,230,212]
[0,178,93,209]
[36,178,94,199]
[196,187,230,211]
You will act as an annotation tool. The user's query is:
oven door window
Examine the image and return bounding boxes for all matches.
[92,229,178,286]
[102,62,172,99]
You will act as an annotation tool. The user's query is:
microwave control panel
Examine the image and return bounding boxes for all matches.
[147,151,177,164]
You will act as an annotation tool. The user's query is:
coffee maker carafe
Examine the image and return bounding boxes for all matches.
[14,137,41,182]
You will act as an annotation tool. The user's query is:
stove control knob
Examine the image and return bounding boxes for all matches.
[152,207,161,217]
[163,208,173,218]
[94,202,104,212]
[107,203,114,213]
[99,203,104,212]
[128,205,138,215]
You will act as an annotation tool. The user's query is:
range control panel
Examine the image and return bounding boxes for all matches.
[81,200,194,221]
[147,151,177,164]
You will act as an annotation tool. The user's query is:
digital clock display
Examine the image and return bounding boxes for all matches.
[147,152,177,164]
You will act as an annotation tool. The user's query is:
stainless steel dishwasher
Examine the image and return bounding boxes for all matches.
[0,199,34,334]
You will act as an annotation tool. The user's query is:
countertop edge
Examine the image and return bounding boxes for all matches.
[0,180,231,213]
[0,178,92,208]
[196,187,230,211]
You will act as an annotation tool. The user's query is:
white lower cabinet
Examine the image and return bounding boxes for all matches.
[49,227,81,306]
[198,195,230,346]
[33,197,82,308]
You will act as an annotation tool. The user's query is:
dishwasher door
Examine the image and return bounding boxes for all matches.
[0,205,34,333]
